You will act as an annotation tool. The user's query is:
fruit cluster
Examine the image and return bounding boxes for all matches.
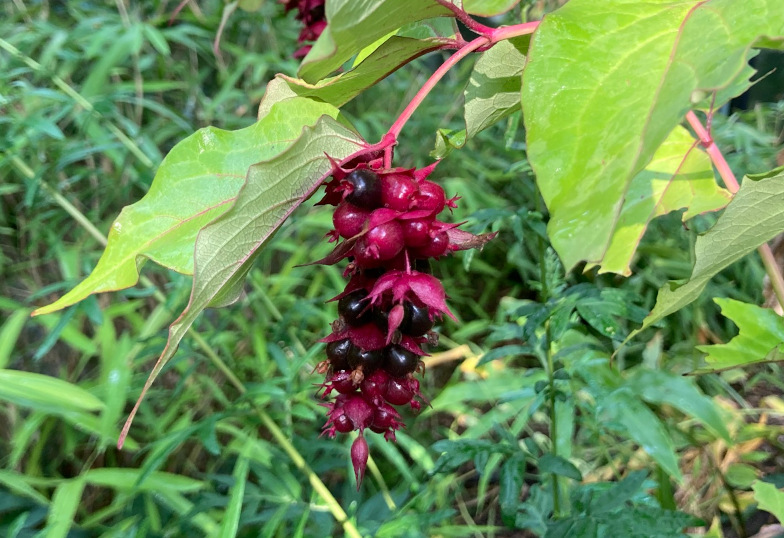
[313,158,494,488]
[281,0,326,58]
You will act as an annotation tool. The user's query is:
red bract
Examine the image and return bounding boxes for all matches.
[311,156,493,488]
[281,0,326,59]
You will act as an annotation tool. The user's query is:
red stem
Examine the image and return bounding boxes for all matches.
[686,110,784,311]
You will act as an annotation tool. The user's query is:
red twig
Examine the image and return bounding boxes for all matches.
[686,110,784,311]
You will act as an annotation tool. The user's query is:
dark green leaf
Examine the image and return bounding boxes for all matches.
[538,454,582,481]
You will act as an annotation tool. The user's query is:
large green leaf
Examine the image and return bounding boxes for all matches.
[464,36,528,139]
[119,117,364,444]
[33,97,344,316]
[696,298,784,371]
[43,479,85,538]
[629,167,784,338]
[522,0,784,271]
[298,0,452,83]
[593,126,730,275]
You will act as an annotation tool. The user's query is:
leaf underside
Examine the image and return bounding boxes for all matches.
[33,97,344,316]
[119,116,365,445]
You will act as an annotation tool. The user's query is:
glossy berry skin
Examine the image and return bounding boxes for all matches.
[338,289,371,326]
[382,173,418,211]
[414,180,446,214]
[384,377,416,405]
[401,302,433,336]
[326,338,352,370]
[347,345,384,372]
[333,202,370,238]
[410,231,449,259]
[384,345,420,378]
[333,413,354,433]
[354,220,404,266]
[345,169,382,209]
[401,218,431,248]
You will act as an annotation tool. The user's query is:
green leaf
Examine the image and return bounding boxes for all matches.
[83,468,204,492]
[753,480,784,523]
[629,168,784,339]
[500,453,525,526]
[0,470,50,505]
[0,369,105,414]
[43,479,85,538]
[591,126,731,276]
[120,117,364,444]
[522,0,784,271]
[538,454,583,481]
[463,0,520,17]
[298,0,452,83]
[0,309,30,369]
[273,36,445,109]
[624,369,731,443]
[464,36,527,139]
[599,390,682,482]
[591,471,647,514]
[431,128,466,160]
[219,456,250,538]
[696,298,784,371]
[33,97,345,316]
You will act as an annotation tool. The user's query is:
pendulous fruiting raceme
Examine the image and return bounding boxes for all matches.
[312,157,495,489]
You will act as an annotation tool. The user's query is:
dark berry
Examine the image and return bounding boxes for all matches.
[414,180,446,214]
[360,369,390,402]
[382,173,419,211]
[348,345,384,372]
[401,302,433,336]
[344,169,382,209]
[410,231,449,258]
[371,404,400,431]
[328,370,356,394]
[326,339,352,370]
[384,377,416,405]
[401,218,431,248]
[333,202,370,238]
[338,289,370,326]
[384,345,420,377]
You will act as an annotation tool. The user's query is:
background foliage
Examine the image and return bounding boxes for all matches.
[2,0,784,537]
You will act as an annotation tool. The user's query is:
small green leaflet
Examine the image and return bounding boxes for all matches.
[119,116,365,446]
[33,97,345,316]
[696,298,784,372]
[752,481,784,524]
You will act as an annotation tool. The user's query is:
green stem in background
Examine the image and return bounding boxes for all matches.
[685,110,784,312]
[0,37,155,169]
[24,159,363,538]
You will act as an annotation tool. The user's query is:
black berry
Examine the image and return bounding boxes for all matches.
[384,345,420,377]
[348,345,384,372]
[345,169,382,209]
[338,289,371,326]
[326,338,352,370]
[401,302,433,336]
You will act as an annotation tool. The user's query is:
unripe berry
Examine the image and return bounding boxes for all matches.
[414,180,446,214]
[384,377,416,406]
[333,202,370,238]
[354,220,404,265]
[382,173,418,211]
[410,231,449,258]
[401,218,431,248]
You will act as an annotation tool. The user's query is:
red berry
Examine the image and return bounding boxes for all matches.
[401,218,432,248]
[410,231,449,258]
[414,180,446,214]
[384,377,416,406]
[382,172,418,211]
[333,413,354,433]
[360,368,390,402]
[354,220,404,265]
[333,202,370,238]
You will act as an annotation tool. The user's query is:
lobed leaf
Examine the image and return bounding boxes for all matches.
[33,97,345,316]
[298,0,452,83]
[119,116,365,445]
[629,167,784,339]
[696,298,784,371]
[752,481,784,523]
[464,36,528,139]
[522,0,784,271]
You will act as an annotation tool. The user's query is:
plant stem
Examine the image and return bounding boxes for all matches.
[32,169,363,538]
[685,111,784,312]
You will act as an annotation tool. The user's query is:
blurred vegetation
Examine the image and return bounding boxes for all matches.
[1,1,784,537]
